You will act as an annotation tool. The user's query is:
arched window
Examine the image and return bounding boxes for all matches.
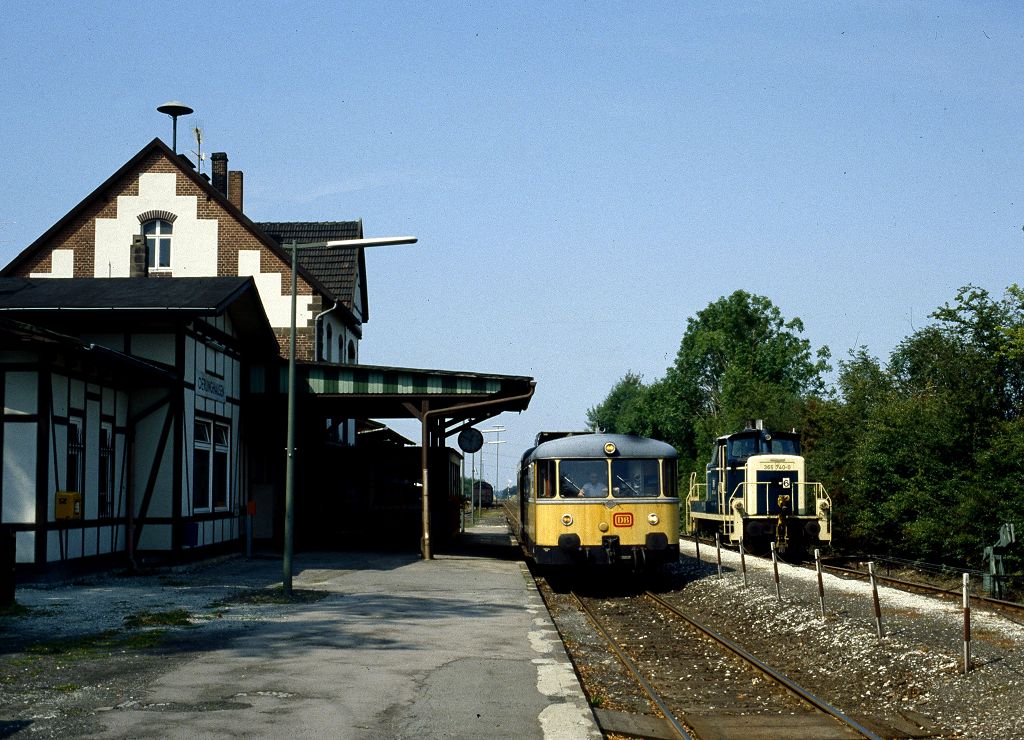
[143,219,173,269]
[338,335,344,364]
[347,339,357,364]
[325,324,333,362]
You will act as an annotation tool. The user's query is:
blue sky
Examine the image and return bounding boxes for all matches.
[1,2,1021,487]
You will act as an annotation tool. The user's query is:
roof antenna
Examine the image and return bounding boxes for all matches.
[191,124,205,174]
[156,101,194,153]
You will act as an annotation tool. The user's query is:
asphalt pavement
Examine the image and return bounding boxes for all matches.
[4,519,600,739]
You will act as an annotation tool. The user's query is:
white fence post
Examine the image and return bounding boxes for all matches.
[963,573,972,674]
[815,548,826,620]
[770,541,782,601]
[739,538,748,587]
[868,561,884,638]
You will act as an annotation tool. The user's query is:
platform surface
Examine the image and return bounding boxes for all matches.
[21,521,601,738]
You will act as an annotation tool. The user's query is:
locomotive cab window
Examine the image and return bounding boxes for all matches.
[728,435,758,461]
[559,460,608,497]
[766,437,799,455]
[611,459,660,497]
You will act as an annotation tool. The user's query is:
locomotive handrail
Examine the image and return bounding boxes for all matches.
[724,484,744,517]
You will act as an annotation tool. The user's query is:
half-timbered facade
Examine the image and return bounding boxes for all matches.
[0,277,276,572]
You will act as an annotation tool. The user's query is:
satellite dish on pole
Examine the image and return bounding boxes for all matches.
[157,101,194,153]
[458,428,484,454]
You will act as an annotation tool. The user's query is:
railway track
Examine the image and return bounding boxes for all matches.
[816,562,1024,618]
[540,574,880,739]
[690,534,1024,618]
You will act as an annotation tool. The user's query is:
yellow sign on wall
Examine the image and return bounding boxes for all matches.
[55,491,82,520]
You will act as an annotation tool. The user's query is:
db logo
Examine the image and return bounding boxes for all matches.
[612,512,634,527]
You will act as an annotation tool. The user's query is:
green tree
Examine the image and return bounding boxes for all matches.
[585,372,649,435]
[670,290,830,462]
[813,285,1024,563]
[587,290,830,479]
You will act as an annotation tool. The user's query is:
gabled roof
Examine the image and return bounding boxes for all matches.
[0,277,279,356]
[256,221,369,321]
[0,139,346,314]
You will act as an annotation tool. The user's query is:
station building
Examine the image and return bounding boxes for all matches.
[0,138,533,576]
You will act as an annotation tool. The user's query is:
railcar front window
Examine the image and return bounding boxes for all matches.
[559,460,608,497]
[537,460,555,498]
[611,459,660,497]
[662,460,678,498]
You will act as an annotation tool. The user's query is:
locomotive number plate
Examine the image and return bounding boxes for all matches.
[763,463,795,470]
[612,512,634,527]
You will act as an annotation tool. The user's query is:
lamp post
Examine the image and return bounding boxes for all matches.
[282,235,416,595]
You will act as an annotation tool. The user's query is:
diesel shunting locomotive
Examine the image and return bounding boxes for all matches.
[687,423,831,557]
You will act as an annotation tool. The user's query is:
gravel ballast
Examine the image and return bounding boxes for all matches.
[665,540,1024,738]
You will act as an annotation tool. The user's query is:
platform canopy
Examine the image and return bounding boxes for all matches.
[249,361,535,432]
[249,360,534,560]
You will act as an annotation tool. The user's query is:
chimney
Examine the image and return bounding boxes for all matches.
[211,152,228,198]
[129,235,148,278]
[228,170,244,212]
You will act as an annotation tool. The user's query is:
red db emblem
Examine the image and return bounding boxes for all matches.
[612,512,634,527]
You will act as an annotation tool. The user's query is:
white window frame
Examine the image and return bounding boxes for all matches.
[193,417,231,512]
[143,219,173,270]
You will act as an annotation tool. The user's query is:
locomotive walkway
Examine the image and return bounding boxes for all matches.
[2,521,600,739]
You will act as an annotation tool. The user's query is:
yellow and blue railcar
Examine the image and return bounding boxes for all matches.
[515,432,679,569]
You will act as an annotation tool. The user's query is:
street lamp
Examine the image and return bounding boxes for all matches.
[283,235,416,595]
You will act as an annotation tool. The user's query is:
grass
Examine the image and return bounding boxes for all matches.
[212,586,329,607]
[12,627,169,666]
[0,601,30,618]
[123,608,193,629]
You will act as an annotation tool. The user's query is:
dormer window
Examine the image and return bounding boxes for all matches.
[143,219,172,269]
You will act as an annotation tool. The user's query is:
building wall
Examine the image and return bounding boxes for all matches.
[1,311,251,569]
[10,150,322,361]
[0,355,130,566]
[180,314,243,550]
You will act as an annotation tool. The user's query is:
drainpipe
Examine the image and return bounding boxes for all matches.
[313,302,339,362]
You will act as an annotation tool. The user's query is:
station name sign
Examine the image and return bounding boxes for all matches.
[197,372,227,402]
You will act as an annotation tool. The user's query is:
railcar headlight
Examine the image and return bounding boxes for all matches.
[598,522,609,532]
[647,513,659,525]
[561,514,573,526]
[604,442,617,455]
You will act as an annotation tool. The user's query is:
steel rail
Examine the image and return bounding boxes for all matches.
[819,563,1024,614]
[571,592,693,740]
[644,591,882,740]
[689,535,1024,614]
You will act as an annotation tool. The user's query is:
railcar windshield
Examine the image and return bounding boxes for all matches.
[559,460,608,497]
[611,459,661,497]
